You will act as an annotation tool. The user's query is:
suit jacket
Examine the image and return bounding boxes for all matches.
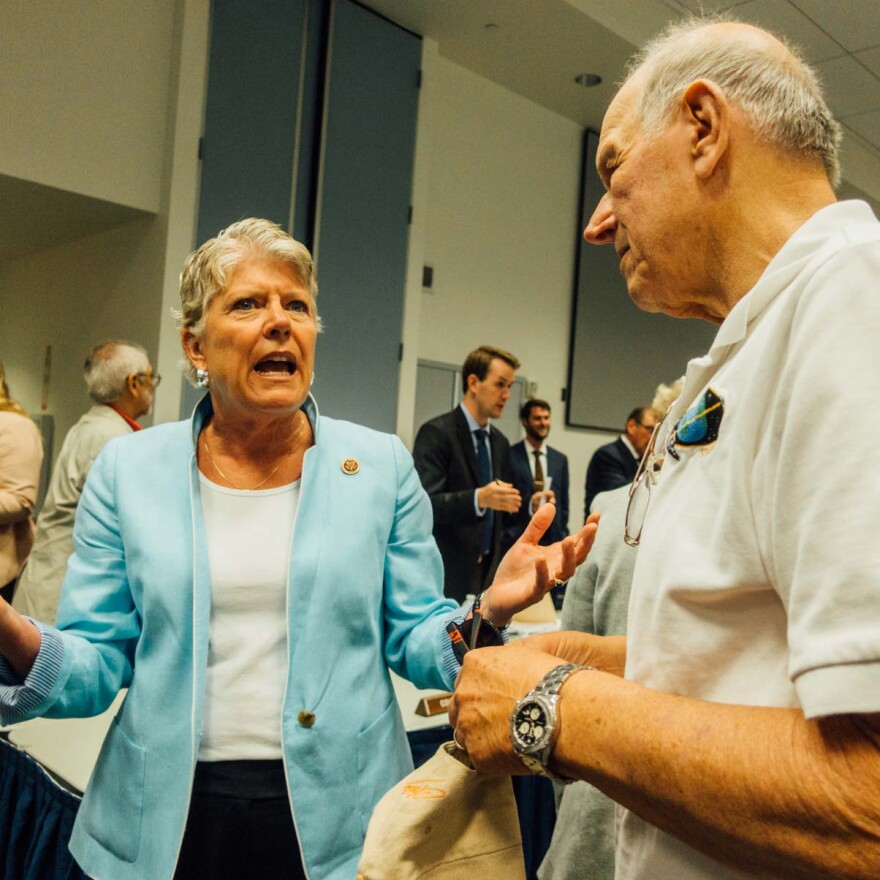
[502,440,569,550]
[413,408,512,603]
[584,437,638,518]
[0,394,461,880]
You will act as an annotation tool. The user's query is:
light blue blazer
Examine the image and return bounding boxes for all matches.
[0,394,461,880]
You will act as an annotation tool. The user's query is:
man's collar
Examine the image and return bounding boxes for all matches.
[619,434,638,459]
[106,404,142,432]
[712,200,877,353]
[459,402,488,433]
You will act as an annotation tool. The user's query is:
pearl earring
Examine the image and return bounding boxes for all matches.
[196,369,210,389]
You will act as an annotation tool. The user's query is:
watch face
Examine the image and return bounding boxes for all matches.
[514,700,550,748]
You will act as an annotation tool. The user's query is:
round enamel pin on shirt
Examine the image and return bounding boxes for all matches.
[342,458,360,475]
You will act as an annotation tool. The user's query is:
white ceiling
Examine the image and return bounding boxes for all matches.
[4,1,877,262]
[363,0,880,208]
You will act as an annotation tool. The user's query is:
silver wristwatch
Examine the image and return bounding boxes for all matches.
[509,663,591,781]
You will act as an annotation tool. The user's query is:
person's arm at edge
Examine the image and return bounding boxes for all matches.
[0,419,40,525]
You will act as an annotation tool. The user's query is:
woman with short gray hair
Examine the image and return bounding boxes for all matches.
[0,218,595,880]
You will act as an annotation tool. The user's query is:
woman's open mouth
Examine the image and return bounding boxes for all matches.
[254,354,296,376]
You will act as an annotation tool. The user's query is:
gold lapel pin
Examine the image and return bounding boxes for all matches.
[341,458,360,475]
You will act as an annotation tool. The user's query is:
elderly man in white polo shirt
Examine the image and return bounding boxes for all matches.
[451,16,880,880]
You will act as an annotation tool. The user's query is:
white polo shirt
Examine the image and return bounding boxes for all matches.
[617,201,880,880]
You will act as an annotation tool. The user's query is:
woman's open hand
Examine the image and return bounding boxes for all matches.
[481,506,600,627]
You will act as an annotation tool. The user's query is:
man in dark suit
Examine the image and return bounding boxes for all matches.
[413,345,522,603]
[502,398,569,552]
[583,406,657,518]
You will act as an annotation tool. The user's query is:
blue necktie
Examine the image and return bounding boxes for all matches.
[474,429,493,556]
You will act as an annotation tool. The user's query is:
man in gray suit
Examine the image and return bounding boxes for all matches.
[13,340,157,623]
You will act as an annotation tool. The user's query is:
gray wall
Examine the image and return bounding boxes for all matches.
[312,0,421,431]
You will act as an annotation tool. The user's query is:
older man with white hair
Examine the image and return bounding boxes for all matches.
[452,17,880,880]
[13,340,157,623]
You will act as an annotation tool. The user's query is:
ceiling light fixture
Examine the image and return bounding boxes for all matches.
[575,73,602,88]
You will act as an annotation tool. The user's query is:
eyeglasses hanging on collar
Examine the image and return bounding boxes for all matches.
[624,407,679,547]
[624,422,661,547]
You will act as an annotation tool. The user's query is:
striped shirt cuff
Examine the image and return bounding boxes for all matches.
[440,602,510,685]
[0,620,64,723]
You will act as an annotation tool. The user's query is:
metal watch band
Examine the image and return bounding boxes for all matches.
[512,662,593,783]
[534,662,590,697]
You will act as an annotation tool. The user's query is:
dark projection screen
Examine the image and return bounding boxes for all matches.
[566,129,716,432]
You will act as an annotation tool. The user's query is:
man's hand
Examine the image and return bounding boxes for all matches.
[480,507,600,627]
[511,631,627,677]
[477,480,522,513]
[530,489,556,514]
[450,645,566,774]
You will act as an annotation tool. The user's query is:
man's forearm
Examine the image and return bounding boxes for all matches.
[554,673,880,880]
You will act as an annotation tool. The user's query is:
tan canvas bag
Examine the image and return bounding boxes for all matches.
[357,742,526,879]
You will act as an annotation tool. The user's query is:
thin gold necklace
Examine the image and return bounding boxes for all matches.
[201,433,286,491]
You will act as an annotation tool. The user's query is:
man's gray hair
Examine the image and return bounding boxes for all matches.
[176,218,321,386]
[84,341,150,404]
[627,17,842,187]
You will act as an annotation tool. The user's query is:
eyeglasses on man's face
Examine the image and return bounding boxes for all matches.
[138,371,162,388]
